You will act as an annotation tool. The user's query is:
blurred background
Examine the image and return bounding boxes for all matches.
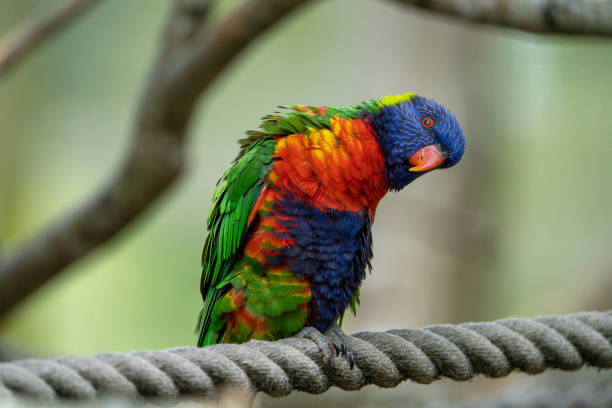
[1,0,611,406]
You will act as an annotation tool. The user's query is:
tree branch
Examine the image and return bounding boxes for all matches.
[0,0,314,316]
[390,0,612,35]
[0,0,103,78]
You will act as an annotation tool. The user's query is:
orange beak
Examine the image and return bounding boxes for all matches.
[408,144,446,172]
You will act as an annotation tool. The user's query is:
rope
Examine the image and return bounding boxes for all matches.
[0,310,610,402]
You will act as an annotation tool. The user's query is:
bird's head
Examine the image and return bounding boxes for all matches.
[367,93,466,191]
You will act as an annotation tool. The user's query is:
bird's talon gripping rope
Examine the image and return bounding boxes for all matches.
[295,324,355,369]
[325,323,355,369]
[295,326,336,367]
[331,337,342,356]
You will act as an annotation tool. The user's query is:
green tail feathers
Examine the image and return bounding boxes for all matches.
[197,288,222,346]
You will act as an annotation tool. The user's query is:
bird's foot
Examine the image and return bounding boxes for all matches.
[294,323,354,369]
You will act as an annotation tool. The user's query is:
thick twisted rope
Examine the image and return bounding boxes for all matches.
[0,310,610,401]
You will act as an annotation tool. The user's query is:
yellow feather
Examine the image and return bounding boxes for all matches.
[380,92,416,106]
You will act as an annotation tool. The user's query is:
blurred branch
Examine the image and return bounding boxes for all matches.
[390,0,612,35]
[0,0,314,316]
[0,0,102,78]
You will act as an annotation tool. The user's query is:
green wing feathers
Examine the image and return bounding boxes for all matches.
[198,137,276,346]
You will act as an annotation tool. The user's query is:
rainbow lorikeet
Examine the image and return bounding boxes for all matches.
[197,92,465,364]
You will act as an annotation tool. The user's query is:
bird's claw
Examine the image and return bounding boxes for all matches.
[295,324,355,369]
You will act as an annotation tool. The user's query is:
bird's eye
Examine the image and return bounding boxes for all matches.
[422,118,434,128]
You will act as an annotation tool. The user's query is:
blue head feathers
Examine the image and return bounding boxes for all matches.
[367,95,466,191]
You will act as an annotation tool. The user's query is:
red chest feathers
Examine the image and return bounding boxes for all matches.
[268,117,389,215]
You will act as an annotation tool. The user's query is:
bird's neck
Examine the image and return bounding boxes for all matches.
[268,116,389,216]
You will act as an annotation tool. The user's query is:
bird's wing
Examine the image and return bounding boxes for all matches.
[197,135,277,345]
[198,107,339,346]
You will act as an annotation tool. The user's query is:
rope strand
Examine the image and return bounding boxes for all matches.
[0,310,610,401]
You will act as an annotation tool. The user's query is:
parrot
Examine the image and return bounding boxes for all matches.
[197,92,465,366]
